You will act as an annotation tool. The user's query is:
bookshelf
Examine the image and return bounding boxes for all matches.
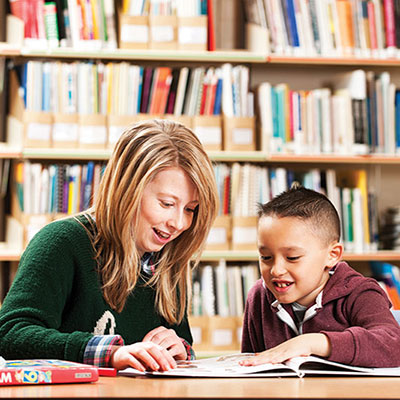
[3,0,400,353]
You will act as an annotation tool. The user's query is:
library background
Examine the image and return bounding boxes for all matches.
[1,0,400,355]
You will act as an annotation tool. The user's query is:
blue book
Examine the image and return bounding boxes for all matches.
[42,63,51,112]
[137,67,144,114]
[285,0,300,48]
[271,86,279,140]
[370,261,400,297]
[395,90,400,150]
[83,161,94,210]
[213,78,223,115]
[21,63,28,108]
[275,86,287,146]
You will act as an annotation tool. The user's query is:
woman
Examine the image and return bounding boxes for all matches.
[0,119,219,371]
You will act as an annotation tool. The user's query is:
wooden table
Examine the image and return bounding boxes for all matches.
[1,375,400,399]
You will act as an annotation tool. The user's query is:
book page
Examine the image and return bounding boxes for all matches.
[119,353,298,378]
[286,356,400,377]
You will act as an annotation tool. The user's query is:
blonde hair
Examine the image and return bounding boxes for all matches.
[92,119,218,324]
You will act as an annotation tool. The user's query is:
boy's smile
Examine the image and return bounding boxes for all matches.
[258,215,342,307]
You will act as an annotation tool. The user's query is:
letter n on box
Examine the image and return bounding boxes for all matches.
[232,216,257,250]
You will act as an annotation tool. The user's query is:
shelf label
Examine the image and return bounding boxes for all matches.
[121,25,148,43]
[53,123,79,142]
[194,126,221,145]
[178,27,207,44]
[232,128,253,145]
[151,26,174,42]
[26,123,51,141]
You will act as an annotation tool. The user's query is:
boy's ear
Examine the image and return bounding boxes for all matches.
[326,241,344,268]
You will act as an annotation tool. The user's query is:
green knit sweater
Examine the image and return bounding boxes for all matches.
[0,215,192,362]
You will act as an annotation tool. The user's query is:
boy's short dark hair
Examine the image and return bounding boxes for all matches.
[258,185,341,245]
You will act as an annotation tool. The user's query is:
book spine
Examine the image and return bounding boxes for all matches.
[383,0,396,49]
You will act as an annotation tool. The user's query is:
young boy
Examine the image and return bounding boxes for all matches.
[240,186,400,368]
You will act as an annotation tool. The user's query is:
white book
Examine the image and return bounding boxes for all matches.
[39,167,49,214]
[315,0,334,56]
[174,67,189,116]
[259,166,270,204]
[200,265,216,316]
[67,0,82,47]
[388,82,396,155]
[271,0,290,54]
[221,63,234,118]
[327,0,342,55]
[232,265,244,316]
[118,62,130,115]
[380,72,391,154]
[319,88,332,154]
[215,260,229,317]
[275,167,288,196]
[325,169,341,222]
[372,0,385,57]
[226,266,237,316]
[257,82,273,153]
[351,187,364,253]
[30,163,43,214]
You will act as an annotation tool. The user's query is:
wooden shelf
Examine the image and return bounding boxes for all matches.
[22,148,112,160]
[0,148,398,164]
[268,55,400,66]
[201,250,400,263]
[267,154,400,165]
[17,47,268,63]
[3,248,400,264]
[5,44,400,67]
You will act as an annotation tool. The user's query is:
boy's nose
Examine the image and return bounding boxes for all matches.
[270,261,287,277]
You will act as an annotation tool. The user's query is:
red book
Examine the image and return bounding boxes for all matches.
[367,1,378,51]
[383,0,396,48]
[207,0,215,51]
[0,359,99,386]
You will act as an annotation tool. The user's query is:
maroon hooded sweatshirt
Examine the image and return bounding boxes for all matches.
[241,261,400,367]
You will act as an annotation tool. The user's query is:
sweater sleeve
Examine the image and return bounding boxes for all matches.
[0,220,94,362]
[322,286,400,367]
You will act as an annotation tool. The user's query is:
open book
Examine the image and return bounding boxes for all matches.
[119,353,400,378]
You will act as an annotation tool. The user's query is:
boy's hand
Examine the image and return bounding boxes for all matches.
[239,333,331,366]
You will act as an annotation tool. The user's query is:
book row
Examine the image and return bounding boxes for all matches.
[8,63,255,151]
[122,0,207,17]
[8,0,117,49]
[245,0,400,58]
[8,0,211,51]
[12,160,378,253]
[212,163,378,253]
[16,61,252,118]
[258,69,400,155]
[191,261,260,318]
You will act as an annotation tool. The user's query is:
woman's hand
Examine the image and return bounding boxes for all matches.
[110,341,177,371]
[143,326,187,360]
